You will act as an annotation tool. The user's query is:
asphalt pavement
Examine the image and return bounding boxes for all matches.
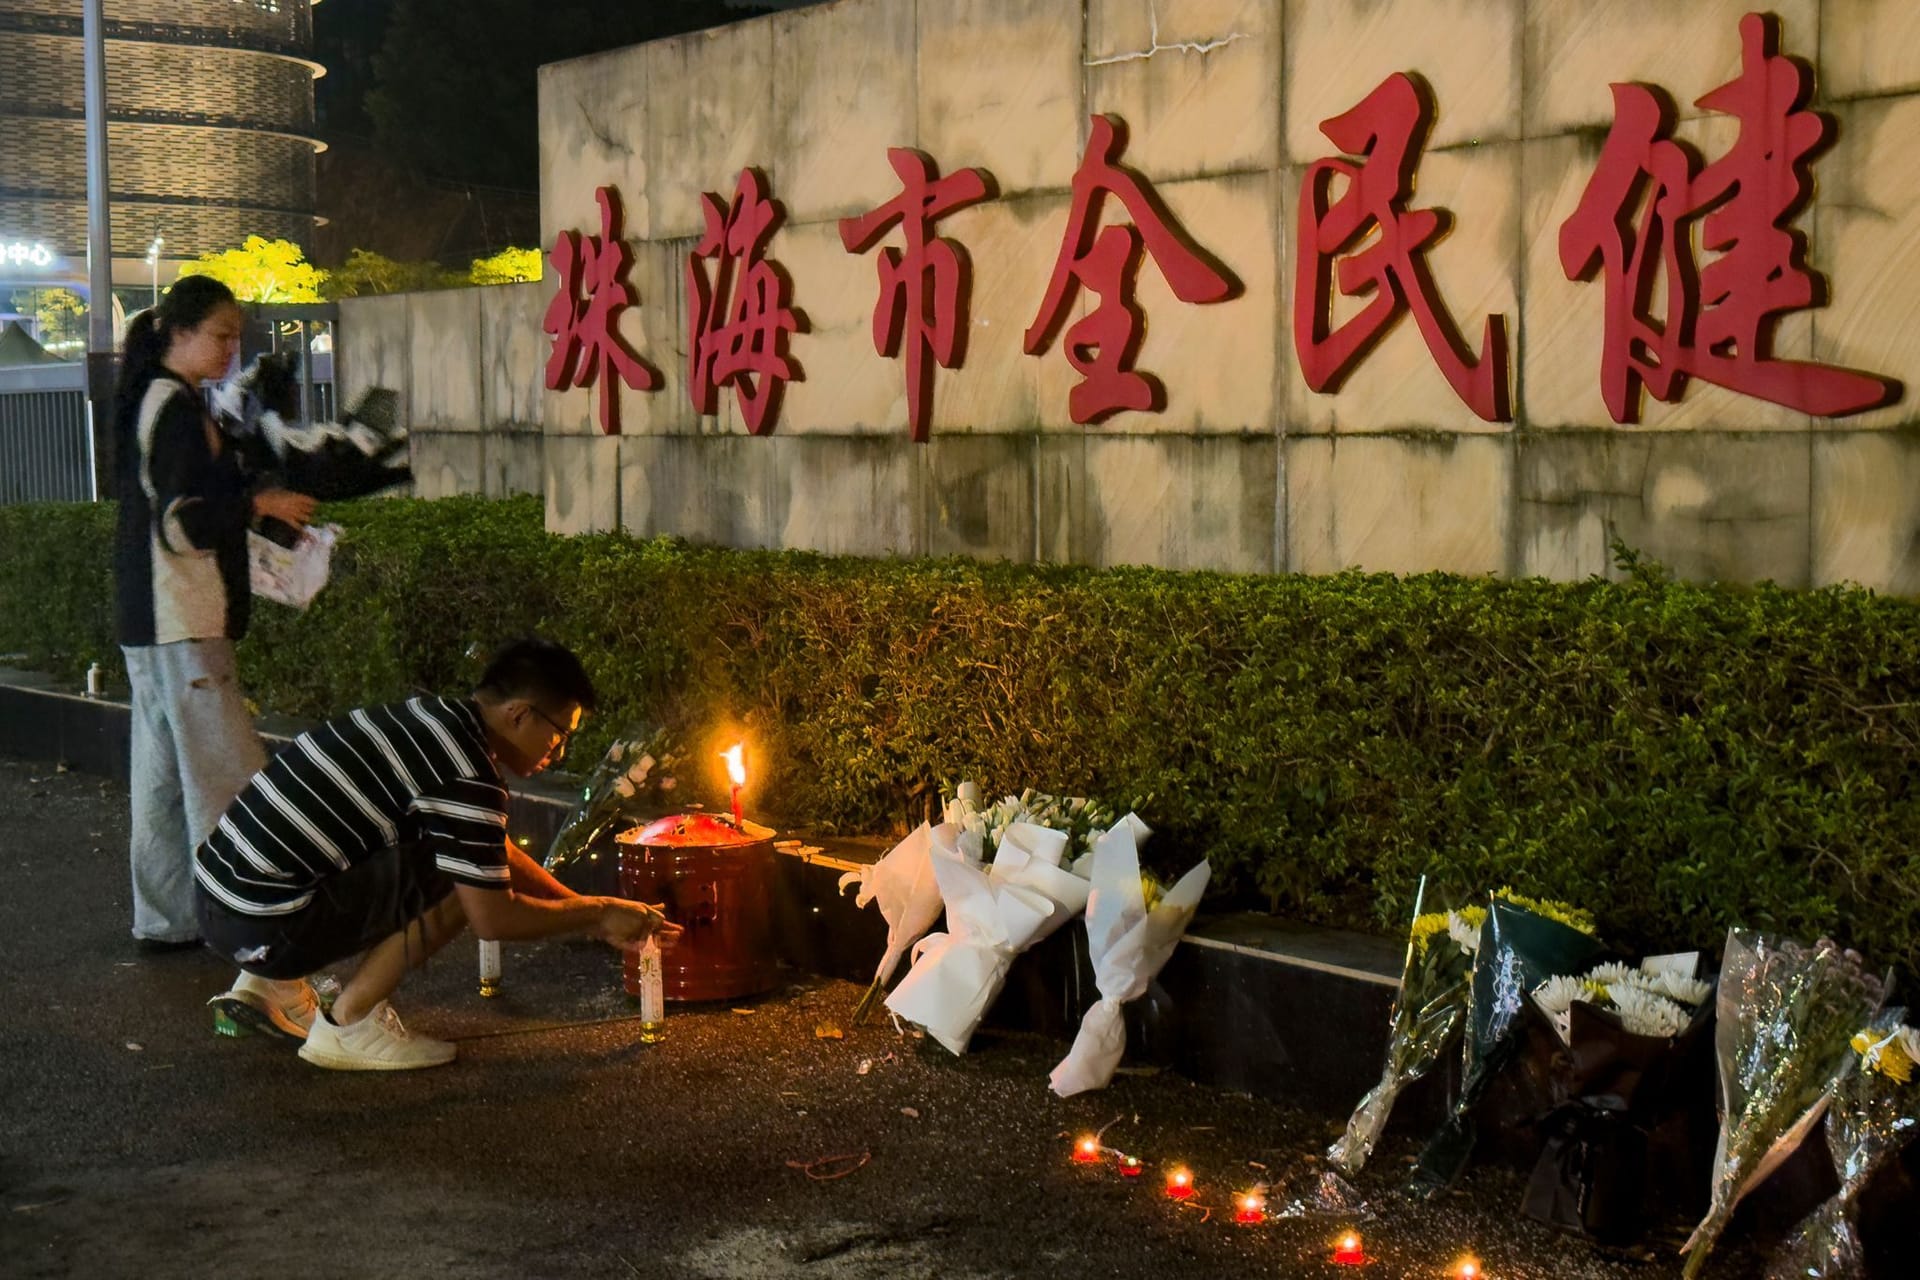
[0,756,1786,1279]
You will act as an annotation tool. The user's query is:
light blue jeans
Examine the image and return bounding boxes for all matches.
[123,639,266,942]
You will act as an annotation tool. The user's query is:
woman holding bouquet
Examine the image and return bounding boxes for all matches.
[113,274,316,948]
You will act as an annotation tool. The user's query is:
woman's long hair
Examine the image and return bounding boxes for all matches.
[114,273,239,413]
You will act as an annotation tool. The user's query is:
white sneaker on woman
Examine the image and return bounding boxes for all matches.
[298,1001,456,1071]
[209,972,320,1041]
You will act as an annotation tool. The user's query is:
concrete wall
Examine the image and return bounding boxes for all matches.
[388,0,1920,590]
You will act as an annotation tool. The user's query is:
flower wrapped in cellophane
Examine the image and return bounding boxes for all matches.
[542,727,680,878]
[1762,1010,1916,1280]
[943,780,1122,871]
[1681,932,1886,1279]
[1327,878,1484,1177]
[884,819,1090,1055]
[837,822,947,1024]
[1407,890,1607,1197]
[1049,814,1209,1097]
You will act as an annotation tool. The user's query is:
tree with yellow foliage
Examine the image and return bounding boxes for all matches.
[177,236,327,303]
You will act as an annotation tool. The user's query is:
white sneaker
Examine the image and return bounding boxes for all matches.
[209,972,320,1042]
[298,1001,456,1071]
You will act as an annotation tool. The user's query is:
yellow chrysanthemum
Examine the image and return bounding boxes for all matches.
[1409,911,1452,955]
[1852,1028,1917,1084]
[1493,887,1598,936]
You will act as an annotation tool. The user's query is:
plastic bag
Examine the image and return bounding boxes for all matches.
[247,523,338,610]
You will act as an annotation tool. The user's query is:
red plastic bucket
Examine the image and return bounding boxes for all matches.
[616,813,777,1003]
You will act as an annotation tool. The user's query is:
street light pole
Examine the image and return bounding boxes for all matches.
[146,234,163,309]
[82,0,116,500]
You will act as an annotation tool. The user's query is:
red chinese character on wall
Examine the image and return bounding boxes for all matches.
[840,149,994,442]
[1294,73,1511,423]
[1560,13,1900,422]
[686,169,801,435]
[1026,115,1238,425]
[542,186,660,435]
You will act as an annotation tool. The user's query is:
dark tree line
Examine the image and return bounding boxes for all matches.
[316,0,775,191]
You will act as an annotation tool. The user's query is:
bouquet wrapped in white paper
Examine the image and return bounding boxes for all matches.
[1049,814,1209,1097]
[884,821,1088,1054]
[838,822,947,1023]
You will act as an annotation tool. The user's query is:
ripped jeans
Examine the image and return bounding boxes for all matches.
[123,639,265,942]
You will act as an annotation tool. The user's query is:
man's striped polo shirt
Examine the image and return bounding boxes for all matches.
[195,695,511,917]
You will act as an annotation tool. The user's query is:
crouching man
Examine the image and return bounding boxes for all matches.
[193,637,681,1070]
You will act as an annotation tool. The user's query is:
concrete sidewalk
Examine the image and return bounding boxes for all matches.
[0,756,1779,1279]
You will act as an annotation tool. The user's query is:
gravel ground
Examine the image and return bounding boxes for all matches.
[0,756,1816,1278]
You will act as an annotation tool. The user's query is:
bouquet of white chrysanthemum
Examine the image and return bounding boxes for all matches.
[838,822,947,1024]
[1519,952,1718,1245]
[542,727,681,876]
[1327,880,1484,1177]
[1681,932,1886,1279]
[1764,1009,1917,1280]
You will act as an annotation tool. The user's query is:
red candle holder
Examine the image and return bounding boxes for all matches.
[1333,1230,1367,1266]
[1117,1155,1143,1178]
[1233,1192,1265,1225]
[1164,1167,1194,1200]
[1071,1136,1101,1164]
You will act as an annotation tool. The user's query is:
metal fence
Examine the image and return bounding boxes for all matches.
[0,361,91,505]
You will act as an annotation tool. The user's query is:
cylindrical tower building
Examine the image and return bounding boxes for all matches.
[0,0,324,299]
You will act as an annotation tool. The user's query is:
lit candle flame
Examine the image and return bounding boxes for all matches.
[721,743,746,787]
[1454,1257,1481,1280]
[1164,1166,1193,1198]
[1072,1135,1100,1163]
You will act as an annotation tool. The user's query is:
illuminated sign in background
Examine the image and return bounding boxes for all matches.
[1,241,57,269]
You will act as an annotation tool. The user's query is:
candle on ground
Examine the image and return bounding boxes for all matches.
[1071,1135,1101,1163]
[1333,1230,1366,1265]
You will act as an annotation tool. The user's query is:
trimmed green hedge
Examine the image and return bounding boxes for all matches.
[5,494,1918,977]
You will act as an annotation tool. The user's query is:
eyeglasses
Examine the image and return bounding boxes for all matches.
[528,704,575,759]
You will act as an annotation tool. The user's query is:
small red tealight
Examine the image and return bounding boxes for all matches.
[1453,1257,1482,1280]
[1234,1193,1265,1225]
[1117,1155,1144,1177]
[1072,1136,1101,1164]
[1333,1230,1366,1266]
[1164,1167,1194,1200]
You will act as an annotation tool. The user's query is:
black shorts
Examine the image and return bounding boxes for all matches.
[198,846,458,980]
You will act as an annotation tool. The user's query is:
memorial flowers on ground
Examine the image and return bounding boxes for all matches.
[1681,932,1886,1279]
[1328,881,1480,1178]
[542,727,680,875]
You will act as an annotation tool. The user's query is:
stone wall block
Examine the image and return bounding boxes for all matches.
[545,433,621,535]
[775,218,910,436]
[1812,431,1920,591]
[772,435,926,557]
[1284,144,1518,435]
[337,294,411,429]
[646,23,777,242]
[924,433,1037,561]
[1286,434,1509,575]
[1086,0,1282,183]
[918,0,1084,199]
[1085,434,1276,572]
[1821,0,1920,99]
[1525,0,1820,137]
[483,432,544,500]
[539,45,654,246]
[407,289,483,431]
[1285,0,1519,161]
[772,0,919,226]
[409,433,485,501]
[480,282,549,430]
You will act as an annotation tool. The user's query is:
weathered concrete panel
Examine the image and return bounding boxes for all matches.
[646,22,777,242]
[1115,171,1279,435]
[1087,0,1282,183]
[777,217,909,436]
[408,289,483,431]
[926,191,1084,435]
[1284,143,1518,436]
[773,435,925,558]
[484,431,544,499]
[480,282,549,430]
[1812,96,1920,431]
[336,294,410,427]
[1286,0,1520,160]
[1822,0,1920,99]
[1086,434,1276,572]
[409,432,485,501]
[539,44,653,245]
[1525,0,1821,137]
[772,0,919,226]
[1034,432,1087,563]
[545,433,621,534]
[1516,431,1812,587]
[918,0,1084,199]
[1287,433,1509,575]
[1519,129,1813,433]
[924,433,1036,561]
[1812,432,1920,593]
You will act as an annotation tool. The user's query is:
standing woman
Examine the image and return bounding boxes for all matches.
[114,275,316,947]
